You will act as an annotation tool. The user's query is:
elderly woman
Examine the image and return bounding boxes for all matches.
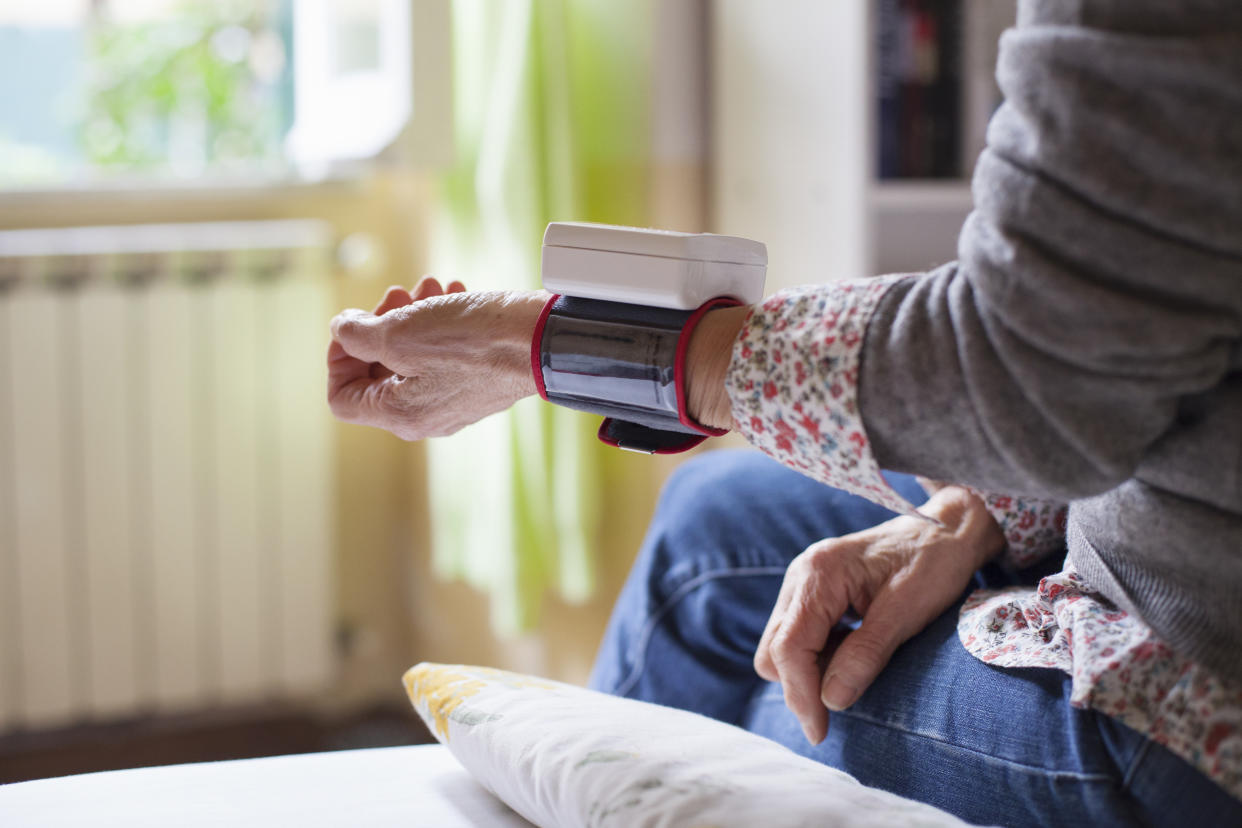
[328,1,1241,824]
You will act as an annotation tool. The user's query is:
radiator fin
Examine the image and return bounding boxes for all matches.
[78,281,143,718]
[9,285,77,727]
[146,277,208,711]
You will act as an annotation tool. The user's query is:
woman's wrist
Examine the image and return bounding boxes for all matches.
[919,485,1006,567]
[499,290,550,398]
[685,305,750,431]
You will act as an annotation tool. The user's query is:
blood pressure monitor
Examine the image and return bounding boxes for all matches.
[533,222,768,453]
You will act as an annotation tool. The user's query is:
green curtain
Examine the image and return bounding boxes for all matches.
[427,0,654,633]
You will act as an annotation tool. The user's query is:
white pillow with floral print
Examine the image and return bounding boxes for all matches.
[403,662,969,828]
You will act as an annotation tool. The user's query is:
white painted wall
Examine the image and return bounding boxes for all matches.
[711,1,871,291]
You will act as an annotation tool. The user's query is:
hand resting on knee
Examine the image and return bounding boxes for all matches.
[753,485,1004,746]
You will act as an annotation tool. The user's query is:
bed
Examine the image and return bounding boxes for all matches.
[1,664,973,827]
[0,744,533,827]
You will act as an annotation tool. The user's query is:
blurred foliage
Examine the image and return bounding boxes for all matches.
[79,0,290,173]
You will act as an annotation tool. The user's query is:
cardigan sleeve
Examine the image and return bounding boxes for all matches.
[855,16,1241,502]
[728,10,1241,517]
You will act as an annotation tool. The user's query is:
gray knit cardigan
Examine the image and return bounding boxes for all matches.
[859,0,1242,682]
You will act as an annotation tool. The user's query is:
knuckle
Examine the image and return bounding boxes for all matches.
[795,550,834,583]
[770,627,800,663]
[805,538,848,567]
[333,317,359,341]
[786,556,818,585]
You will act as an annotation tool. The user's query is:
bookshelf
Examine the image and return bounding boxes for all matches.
[710,0,1014,292]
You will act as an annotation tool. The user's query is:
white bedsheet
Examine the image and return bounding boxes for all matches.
[0,744,534,827]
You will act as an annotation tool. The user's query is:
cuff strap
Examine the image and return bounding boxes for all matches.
[532,294,737,454]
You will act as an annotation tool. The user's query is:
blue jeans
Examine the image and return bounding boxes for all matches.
[589,450,1240,827]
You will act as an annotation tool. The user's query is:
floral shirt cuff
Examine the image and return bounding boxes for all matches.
[724,277,923,518]
[965,489,1068,569]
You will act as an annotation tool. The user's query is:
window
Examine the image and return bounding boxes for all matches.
[0,0,449,189]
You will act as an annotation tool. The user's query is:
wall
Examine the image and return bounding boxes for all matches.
[0,0,721,721]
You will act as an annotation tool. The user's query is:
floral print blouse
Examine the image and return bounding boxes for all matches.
[724,277,1241,800]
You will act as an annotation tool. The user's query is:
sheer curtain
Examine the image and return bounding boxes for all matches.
[428,0,654,632]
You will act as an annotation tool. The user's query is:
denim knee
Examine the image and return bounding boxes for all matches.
[594,452,793,705]
[653,450,825,561]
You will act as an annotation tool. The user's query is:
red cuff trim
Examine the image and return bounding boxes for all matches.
[674,297,741,437]
[530,293,559,402]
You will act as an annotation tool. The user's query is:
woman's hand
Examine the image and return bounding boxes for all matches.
[754,486,1004,745]
[327,277,547,440]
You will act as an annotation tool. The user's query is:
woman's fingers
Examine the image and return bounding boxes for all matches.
[412,276,444,301]
[330,276,467,422]
[326,337,386,423]
[341,279,457,356]
[771,579,833,745]
[375,285,414,315]
[330,309,388,365]
[755,576,797,681]
[818,588,913,712]
[753,492,1003,749]
[762,543,854,745]
[361,287,414,382]
[409,275,466,300]
[327,333,385,410]
[335,278,461,365]
[327,339,371,389]
[819,518,989,711]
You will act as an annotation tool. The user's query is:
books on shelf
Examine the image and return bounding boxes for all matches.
[877,0,1010,181]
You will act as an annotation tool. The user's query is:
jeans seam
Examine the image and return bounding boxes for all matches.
[829,706,1118,783]
[614,565,788,699]
[1119,735,1153,790]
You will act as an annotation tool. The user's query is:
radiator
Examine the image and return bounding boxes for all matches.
[0,220,337,731]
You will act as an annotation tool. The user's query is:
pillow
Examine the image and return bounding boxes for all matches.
[404,662,969,828]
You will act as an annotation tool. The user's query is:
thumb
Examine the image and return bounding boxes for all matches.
[330,309,388,364]
[819,595,915,712]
